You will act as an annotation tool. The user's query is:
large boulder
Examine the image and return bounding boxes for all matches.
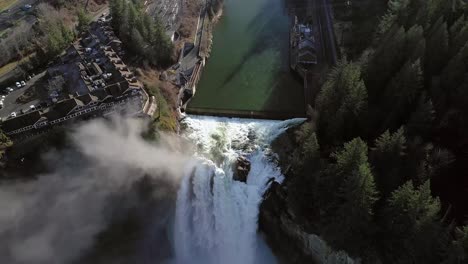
[233,156,251,182]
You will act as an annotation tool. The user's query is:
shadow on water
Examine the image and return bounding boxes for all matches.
[219,1,286,88]
[222,0,305,117]
[188,0,305,118]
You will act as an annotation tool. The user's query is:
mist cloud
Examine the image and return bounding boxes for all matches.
[0,117,191,264]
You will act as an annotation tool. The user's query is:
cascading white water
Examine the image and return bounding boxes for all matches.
[173,115,305,264]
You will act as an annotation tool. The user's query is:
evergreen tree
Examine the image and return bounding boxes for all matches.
[370,128,407,197]
[110,0,125,33]
[292,122,320,171]
[427,0,448,24]
[405,25,425,61]
[76,8,91,33]
[366,26,407,95]
[0,129,11,147]
[449,15,466,53]
[406,93,435,138]
[380,59,423,131]
[445,226,468,264]
[323,138,378,255]
[316,61,368,145]
[381,181,448,264]
[425,17,449,76]
[441,42,468,90]
[109,0,173,66]
[130,28,146,54]
[288,123,321,222]
[377,0,410,36]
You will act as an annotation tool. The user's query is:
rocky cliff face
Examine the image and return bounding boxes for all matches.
[209,0,224,18]
[259,129,357,264]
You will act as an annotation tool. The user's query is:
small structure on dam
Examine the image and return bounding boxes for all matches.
[290,16,318,78]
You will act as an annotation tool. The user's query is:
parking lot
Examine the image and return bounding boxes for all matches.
[0,71,45,120]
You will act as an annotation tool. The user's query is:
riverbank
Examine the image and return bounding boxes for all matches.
[173,0,223,119]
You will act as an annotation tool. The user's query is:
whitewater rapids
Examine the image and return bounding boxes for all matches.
[173,115,305,264]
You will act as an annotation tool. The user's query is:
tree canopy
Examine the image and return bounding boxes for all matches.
[109,0,174,66]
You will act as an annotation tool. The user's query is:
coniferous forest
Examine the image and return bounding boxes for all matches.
[285,0,468,262]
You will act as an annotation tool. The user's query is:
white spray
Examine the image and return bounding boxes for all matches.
[173,115,305,264]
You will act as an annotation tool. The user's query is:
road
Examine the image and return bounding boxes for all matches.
[320,0,338,65]
[0,0,38,32]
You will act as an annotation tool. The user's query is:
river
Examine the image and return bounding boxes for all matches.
[187,0,305,118]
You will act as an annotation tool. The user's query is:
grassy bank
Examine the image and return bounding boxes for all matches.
[0,0,17,12]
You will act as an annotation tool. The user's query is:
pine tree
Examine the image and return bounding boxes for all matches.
[406,93,435,138]
[366,26,407,95]
[376,0,410,36]
[0,129,11,147]
[405,25,425,61]
[427,0,448,24]
[437,43,468,111]
[76,8,91,33]
[380,59,423,130]
[292,122,320,171]
[323,138,378,255]
[370,128,407,197]
[444,226,468,264]
[381,181,447,263]
[110,0,125,34]
[130,28,146,54]
[451,20,468,56]
[288,123,321,222]
[316,61,368,145]
[425,17,449,76]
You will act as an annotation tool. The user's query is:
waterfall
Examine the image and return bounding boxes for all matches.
[173,115,305,264]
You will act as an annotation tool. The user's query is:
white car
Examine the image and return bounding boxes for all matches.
[21,81,26,87]
[16,82,21,88]
[7,87,14,92]
[10,112,16,118]
[29,105,36,111]
[1,95,5,99]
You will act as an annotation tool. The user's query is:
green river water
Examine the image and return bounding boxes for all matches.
[187,0,305,117]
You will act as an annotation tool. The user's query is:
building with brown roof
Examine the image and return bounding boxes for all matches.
[0,20,149,139]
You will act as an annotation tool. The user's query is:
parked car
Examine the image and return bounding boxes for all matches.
[21,81,26,87]
[7,87,14,92]
[21,4,32,11]
[16,82,21,88]
[29,105,36,111]
[10,112,16,118]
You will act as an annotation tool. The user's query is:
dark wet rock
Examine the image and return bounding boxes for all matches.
[159,71,168,81]
[233,156,251,182]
